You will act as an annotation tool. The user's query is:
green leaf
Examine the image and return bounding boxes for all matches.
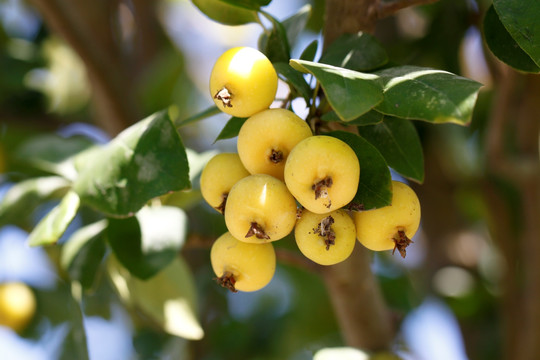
[0,176,70,228]
[259,12,290,63]
[357,117,424,183]
[300,39,319,61]
[320,32,388,72]
[290,59,383,121]
[321,109,383,126]
[191,0,258,25]
[483,5,540,73]
[108,255,204,340]
[493,0,540,67]
[218,0,270,11]
[61,220,107,289]
[107,206,188,280]
[273,62,312,103]
[175,106,221,128]
[214,116,247,142]
[73,111,190,217]
[327,131,392,210]
[281,4,312,49]
[374,66,482,125]
[28,190,80,247]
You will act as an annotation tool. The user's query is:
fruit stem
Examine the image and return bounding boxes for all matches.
[245,222,270,240]
[214,87,233,108]
[215,271,238,293]
[392,229,414,258]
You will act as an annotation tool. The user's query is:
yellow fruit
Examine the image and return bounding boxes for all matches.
[0,282,36,332]
[237,108,312,180]
[211,232,276,292]
[354,181,421,257]
[284,135,360,214]
[209,47,278,118]
[295,209,356,265]
[224,174,297,243]
[200,153,250,214]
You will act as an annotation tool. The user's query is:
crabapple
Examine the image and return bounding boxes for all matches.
[237,108,312,180]
[353,180,421,258]
[0,282,36,333]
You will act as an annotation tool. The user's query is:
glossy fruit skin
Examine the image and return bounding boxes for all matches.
[237,108,312,180]
[210,232,276,292]
[225,174,297,243]
[0,282,36,332]
[284,135,360,214]
[209,47,278,118]
[200,153,250,214]
[295,209,356,265]
[354,180,421,252]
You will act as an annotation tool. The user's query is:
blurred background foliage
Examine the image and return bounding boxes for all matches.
[0,0,538,359]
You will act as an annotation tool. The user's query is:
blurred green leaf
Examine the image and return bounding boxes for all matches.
[191,0,258,25]
[175,105,221,128]
[321,109,383,126]
[273,62,312,103]
[28,190,80,246]
[320,32,388,72]
[259,12,290,63]
[300,39,319,61]
[108,255,204,340]
[214,116,247,142]
[219,0,270,11]
[281,4,311,49]
[73,111,190,217]
[483,5,540,73]
[327,131,392,210]
[290,59,383,121]
[493,0,540,67]
[374,65,482,125]
[357,117,424,183]
[0,176,70,228]
[61,220,107,289]
[107,206,188,280]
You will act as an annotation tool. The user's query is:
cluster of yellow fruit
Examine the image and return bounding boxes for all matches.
[201,47,421,293]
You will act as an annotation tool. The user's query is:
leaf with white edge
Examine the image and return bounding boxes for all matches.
[107,206,188,280]
[219,0,270,11]
[61,220,107,289]
[28,190,80,247]
[327,131,392,210]
[320,32,388,72]
[0,176,70,228]
[191,0,258,25]
[357,116,424,183]
[290,59,383,121]
[73,111,190,217]
[313,347,369,360]
[483,5,540,73]
[493,0,540,67]
[374,66,482,125]
[107,256,203,340]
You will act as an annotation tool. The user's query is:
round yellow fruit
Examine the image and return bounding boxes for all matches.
[225,174,297,243]
[354,180,421,257]
[0,282,36,333]
[211,232,276,292]
[209,47,278,118]
[200,153,250,214]
[295,209,356,265]
[284,135,360,214]
[237,108,312,180]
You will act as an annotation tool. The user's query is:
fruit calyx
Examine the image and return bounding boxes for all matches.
[214,87,233,108]
[312,176,333,208]
[215,271,238,293]
[246,222,270,240]
[392,229,414,258]
[314,215,336,250]
[215,193,228,215]
[269,149,284,164]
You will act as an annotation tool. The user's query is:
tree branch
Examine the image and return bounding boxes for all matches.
[375,0,440,20]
